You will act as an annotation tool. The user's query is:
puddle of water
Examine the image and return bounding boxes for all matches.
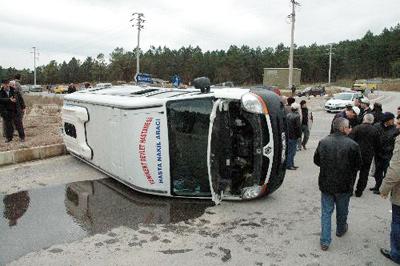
[0,178,212,265]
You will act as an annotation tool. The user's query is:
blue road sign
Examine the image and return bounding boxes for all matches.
[135,73,153,84]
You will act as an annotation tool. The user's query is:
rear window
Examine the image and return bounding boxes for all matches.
[64,123,77,138]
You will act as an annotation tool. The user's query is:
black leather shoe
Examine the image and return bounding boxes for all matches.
[373,190,380,195]
[336,224,348,237]
[380,248,398,264]
[369,187,377,191]
[286,167,297,170]
[355,191,362,197]
[5,139,12,143]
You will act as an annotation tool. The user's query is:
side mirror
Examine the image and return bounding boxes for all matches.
[192,77,211,93]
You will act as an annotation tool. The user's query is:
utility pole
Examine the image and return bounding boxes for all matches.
[328,43,333,85]
[288,0,300,89]
[130,12,145,78]
[31,47,39,85]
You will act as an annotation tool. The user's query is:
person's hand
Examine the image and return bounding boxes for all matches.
[10,96,16,103]
[381,193,388,199]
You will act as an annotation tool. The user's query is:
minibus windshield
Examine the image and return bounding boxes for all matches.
[166,97,214,197]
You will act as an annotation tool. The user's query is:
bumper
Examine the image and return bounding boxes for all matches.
[324,106,345,112]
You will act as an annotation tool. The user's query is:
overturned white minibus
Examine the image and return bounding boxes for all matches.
[62,84,287,203]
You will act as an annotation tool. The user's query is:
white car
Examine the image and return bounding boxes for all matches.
[324,92,362,112]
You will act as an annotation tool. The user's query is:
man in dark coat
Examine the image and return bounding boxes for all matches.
[371,102,384,124]
[284,96,295,114]
[371,112,400,194]
[349,113,380,197]
[314,117,362,251]
[286,102,302,170]
[0,79,26,142]
[299,100,313,150]
[67,83,77,94]
[330,105,360,133]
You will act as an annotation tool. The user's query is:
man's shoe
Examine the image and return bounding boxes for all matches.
[380,248,396,263]
[320,244,329,251]
[293,166,299,169]
[336,224,348,237]
[5,139,12,143]
[355,191,362,197]
[373,190,380,195]
[286,167,297,170]
[20,138,25,143]
[369,187,378,191]
[302,145,307,150]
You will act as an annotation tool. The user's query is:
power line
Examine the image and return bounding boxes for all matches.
[130,12,145,78]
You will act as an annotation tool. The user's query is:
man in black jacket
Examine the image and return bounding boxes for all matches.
[0,79,26,142]
[286,102,302,170]
[371,102,384,124]
[314,117,362,251]
[371,112,400,194]
[349,113,380,197]
[330,105,360,133]
[299,100,313,150]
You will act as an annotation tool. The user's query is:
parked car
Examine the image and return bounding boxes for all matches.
[95,83,112,88]
[21,85,30,93]
[62,82,288,203]
[53,85,68,94]
[297,86,326,97]
[324,92,363,112]
[29,85,42,92]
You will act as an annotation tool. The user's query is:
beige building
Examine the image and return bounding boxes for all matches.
[263,68,301,89]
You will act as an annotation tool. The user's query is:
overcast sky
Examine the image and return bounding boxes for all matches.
[1,0,399,69]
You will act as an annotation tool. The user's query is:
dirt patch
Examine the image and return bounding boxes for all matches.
[0,95,63,152]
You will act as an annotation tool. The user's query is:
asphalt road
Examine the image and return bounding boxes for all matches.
[0,91,399,265]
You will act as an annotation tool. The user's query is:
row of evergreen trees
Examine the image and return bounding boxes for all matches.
[1,24,399,86]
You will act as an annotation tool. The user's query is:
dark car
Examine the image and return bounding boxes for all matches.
[297,86,326,97]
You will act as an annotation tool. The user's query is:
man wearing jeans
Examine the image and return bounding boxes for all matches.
[380,134,400,264]
[314,117,362,251]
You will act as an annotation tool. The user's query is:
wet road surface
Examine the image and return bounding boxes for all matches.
[0,178,212,265]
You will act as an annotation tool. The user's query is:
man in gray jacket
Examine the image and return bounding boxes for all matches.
[380,134,400,264]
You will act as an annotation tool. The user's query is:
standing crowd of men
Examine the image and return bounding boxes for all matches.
[0,75,26,143]
[285,93,400,264]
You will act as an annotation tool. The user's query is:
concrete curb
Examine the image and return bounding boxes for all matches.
[0,144,67,166]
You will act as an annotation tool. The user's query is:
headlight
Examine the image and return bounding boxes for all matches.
[241,93,269,114]
[241,184,266,199]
